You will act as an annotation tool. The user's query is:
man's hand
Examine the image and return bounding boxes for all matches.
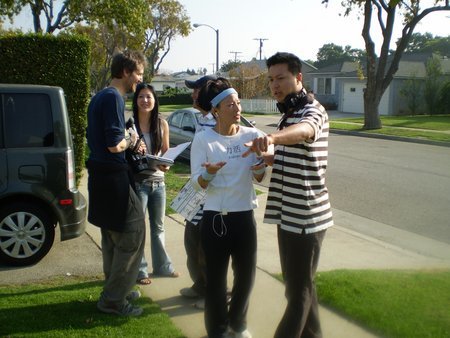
[157,164,170,172]
[127,127,138,147]
[242,135,274,158]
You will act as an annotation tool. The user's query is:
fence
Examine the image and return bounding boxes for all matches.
[240,99,278,114]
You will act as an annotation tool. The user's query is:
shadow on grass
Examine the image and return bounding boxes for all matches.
[0,279,101,299]
[0,279,164,337]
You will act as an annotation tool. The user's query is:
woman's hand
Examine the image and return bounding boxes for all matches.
[202,161,227,174]
[198,161,227,189]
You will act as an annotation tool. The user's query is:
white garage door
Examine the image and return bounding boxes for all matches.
[342,82,390,115]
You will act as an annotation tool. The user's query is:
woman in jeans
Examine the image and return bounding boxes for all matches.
[132,83,179,284]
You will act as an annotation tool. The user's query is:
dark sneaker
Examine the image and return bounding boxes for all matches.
[180,287,200,298]
[227,328,252,338]
[194,298,205,309]
[126,290,141,302]
[97,301,143,316]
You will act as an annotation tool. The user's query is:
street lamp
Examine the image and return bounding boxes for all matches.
[193,23,219,73]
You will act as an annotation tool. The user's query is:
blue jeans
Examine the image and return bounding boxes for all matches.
[136,181,175,278]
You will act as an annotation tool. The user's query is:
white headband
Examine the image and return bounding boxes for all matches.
[210,88,238,107]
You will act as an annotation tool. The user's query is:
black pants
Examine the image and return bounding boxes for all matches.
[201,210,257,338]
[275,227,326,338]
[184,219,206,296]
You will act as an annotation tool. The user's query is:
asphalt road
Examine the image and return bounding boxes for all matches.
[250,113,450,245]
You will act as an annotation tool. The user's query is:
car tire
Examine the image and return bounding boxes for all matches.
[0,202,55,266]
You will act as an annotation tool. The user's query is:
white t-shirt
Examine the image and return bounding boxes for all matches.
[190,126,262,213]
[196,112,216,132]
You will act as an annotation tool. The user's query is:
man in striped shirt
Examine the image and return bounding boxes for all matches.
[244,52,333,338]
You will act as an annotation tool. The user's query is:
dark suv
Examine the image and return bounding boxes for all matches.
[0,84,87,266]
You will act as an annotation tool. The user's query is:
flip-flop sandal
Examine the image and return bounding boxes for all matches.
[137,277,152,285]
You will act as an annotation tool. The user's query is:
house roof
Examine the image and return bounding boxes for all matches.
[240,58,317,73]
[309,61,359,74]
[310,53,450,79]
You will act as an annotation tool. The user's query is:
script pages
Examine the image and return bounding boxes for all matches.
[145,141,191,167]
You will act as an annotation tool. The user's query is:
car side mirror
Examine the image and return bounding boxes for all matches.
[250,120,256,126]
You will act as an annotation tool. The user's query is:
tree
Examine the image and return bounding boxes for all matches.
[315,43,366,68]
[220,59,243,73]
[229,64,269,99]
[324,0,450,129]
[66,23,143,92]
[399,74,424,115]
[17,0,191,89]
[401,32,450,56]
[142,0,190,78]
[424,55,443,115]
[0,0,149,36]
[402,32,434,52]
[437,80,450,114]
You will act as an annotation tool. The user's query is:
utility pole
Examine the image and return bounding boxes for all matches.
[229,51,242,62]
[209,63,215,74]
[253,38,268,60]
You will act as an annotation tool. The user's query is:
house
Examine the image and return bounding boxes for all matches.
[309,53,450,115]
[150,74,178,93]
[151,72,202,93]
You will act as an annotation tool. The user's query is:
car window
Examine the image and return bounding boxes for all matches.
[169,111,183,128]
[3,93,54,148]
[181,113,195,130]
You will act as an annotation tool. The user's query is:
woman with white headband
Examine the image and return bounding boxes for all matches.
[190,78,266,338]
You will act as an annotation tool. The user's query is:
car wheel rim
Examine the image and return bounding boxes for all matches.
[0,211,46,259]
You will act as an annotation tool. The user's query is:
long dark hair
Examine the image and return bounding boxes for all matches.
[132,83,162,155]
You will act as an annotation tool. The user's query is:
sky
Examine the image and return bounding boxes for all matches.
[5,0,450,74]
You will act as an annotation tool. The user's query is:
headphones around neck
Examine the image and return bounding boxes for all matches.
[276,90,314,115]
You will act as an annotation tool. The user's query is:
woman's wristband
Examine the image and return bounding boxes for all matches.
[201,170,216,182]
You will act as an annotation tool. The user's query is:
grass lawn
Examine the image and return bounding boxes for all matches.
[335,114,450,131]
[159,104,191,113]
[331,114,450,143]
[0,275,185,338]
[315,269,450,338]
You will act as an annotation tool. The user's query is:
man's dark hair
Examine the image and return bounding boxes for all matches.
[267,52,302,75]
[197,77,232,112]
[111,50,147,79]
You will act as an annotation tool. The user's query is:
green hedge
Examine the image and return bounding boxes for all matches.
[158,93,192,105]
[0,33,90,185]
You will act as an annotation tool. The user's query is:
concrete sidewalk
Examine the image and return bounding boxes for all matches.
[80,178,450,338]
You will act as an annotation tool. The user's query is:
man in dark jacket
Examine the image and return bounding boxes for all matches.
[86,50,147,316]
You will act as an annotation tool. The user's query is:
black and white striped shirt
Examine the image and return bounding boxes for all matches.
[264,100,333,234]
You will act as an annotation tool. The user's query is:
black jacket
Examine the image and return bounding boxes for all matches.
[86,160,138,232]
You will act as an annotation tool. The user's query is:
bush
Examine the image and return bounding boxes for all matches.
[158,93,192,105]
[437,81,450,114]
[0,33,90,185]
